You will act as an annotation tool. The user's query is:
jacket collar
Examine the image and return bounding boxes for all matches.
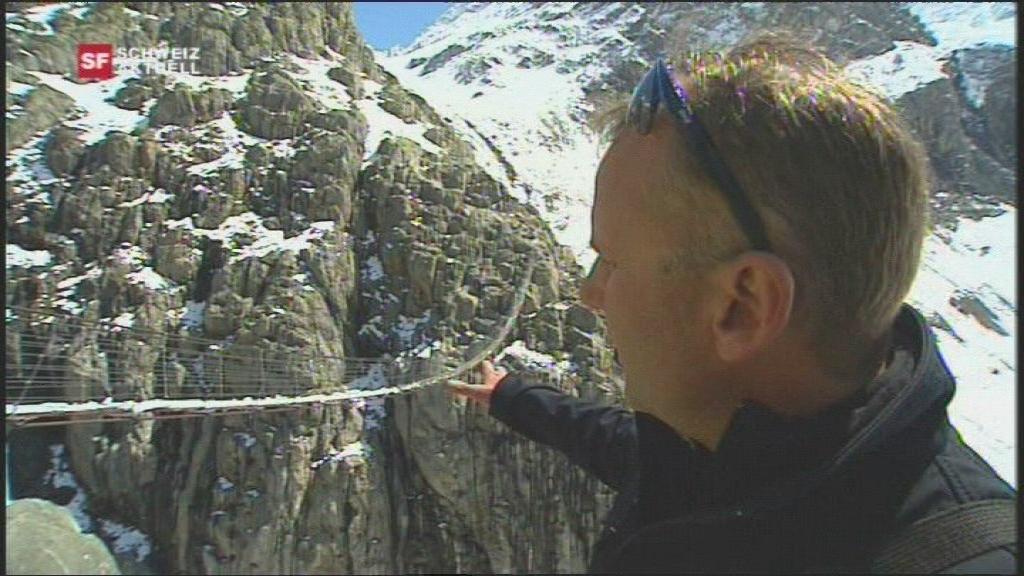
[633,304,954,519]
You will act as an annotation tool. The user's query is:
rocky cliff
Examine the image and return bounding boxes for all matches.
[6,2,1017,574]
[6,2,618,573]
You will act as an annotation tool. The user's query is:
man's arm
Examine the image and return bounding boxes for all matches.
[489,372,637,491]
[448,361,637,491]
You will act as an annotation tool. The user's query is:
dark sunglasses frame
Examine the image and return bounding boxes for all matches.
[628,58,772,252]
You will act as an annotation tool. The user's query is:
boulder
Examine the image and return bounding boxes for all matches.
[6,85,76,153]
[6,498,121,575]
[45,126,85,176]
[149,85,232,128]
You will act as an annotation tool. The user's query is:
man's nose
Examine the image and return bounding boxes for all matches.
[579,272,605,316]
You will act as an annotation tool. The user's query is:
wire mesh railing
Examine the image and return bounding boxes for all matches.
[5,254,539,426]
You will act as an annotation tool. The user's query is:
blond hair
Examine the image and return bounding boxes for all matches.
[593,33,931,381]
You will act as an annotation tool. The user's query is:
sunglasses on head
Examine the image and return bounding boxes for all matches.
[628,57,772,252]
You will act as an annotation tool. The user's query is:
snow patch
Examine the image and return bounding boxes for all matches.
[311,441,367,470]
[233,432,257,448]
[189,212,339,263]
[907,2,1017,52]
[499,339,560,370]
[215,477,235,492]
[362,256,385,281]
[845,41,947,100]
[126,267,173,291]
[6,244,52,269]
[394,312,432,349]
[30,71,147,146]
[356,79,442,163]
[182,301,207,329]
[9,81,35,96]
[18,2,71,35]
[111,312,135,329]
[41,444,94,532]
[98,518,152,563]
[185,112,262,176]
[7,133,59,205]
[56,267,103,290]
[908,208,1016,486]
[287,54,352,111]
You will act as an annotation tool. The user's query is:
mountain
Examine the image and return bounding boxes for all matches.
[6,2,617,573]
[378,1,1016,486]
[4,2,1015,575]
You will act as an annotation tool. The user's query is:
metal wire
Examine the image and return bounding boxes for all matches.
[6,253,541,425]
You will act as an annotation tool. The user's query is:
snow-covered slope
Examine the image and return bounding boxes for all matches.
[381,2,1017,485]
[381,3,650,268]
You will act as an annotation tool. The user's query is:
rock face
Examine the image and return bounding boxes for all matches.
[9,3,1013,574]
[6,498,122,575]
[6,3,617,574]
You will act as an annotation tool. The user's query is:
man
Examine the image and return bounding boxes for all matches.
[448,36,1016,573]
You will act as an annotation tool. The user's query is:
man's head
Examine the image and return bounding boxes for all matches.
[581,34,930,431]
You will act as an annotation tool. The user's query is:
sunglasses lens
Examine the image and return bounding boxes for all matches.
[629,95,653,134]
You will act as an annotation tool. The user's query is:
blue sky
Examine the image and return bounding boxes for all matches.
[353,2,449,51]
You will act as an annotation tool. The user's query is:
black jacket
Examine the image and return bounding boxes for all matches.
[490,304,1017,573]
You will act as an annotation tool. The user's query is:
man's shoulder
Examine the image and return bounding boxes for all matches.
[895,423,1015,526]
[872,423,1017,573]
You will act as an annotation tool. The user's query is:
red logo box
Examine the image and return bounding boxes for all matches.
[78,44,114,80]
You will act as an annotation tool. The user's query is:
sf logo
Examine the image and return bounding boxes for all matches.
[78,44,114,80]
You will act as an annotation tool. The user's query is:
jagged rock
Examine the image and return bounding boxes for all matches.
[155,241,198,284]
[422,126,474,162]
[149,85,232,128]
[291,127,364,182]
[949,291,1008,336]
[241,68,314,138]
[309,108,368,141]
[479,285,507,320]
[532,260,560,304]
[19,34,78,74]
[45,126,86,176]
[113,83,151,111]
[377,193,413,231]
[516,49,555,69]
[408,249,439,309]
[327,65,365,99]
[6,85,76,153]
[6,499,121,575]
[453,290,479,324]
[7,4,624,575]
[117,206,144,244]
[113,75,167,111]
[230,9,275,63]
[206,292,255,339]
[896,78,1016,218]
[420,43,470,76]
[266,3,327,58]
[418,179,445,205]
[7,63,40,86]
[82,132,139,176]
[951,46,1016,167]
[566,303,600,333]
[378,81,419,123]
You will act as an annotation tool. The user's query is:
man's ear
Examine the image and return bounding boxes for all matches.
[709,253,794,363]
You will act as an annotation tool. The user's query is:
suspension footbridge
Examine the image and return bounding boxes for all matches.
[6,258,538,428]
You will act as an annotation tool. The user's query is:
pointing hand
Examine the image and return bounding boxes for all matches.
[445,359,508,409]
